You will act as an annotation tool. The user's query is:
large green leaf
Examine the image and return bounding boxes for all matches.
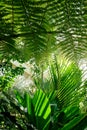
[57,61,82,108]
[15,89,51,130]
[0,0,87,62]
[33,89,51,130]
[46,56,82,108]
[61,114,87,130]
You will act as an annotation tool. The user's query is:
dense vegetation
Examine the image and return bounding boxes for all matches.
[0,0,87,130]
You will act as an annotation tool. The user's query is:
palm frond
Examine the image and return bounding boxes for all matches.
[15,89,51,130]
[0,0,87,62]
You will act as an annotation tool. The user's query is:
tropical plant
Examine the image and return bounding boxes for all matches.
[0,58,87,130]
[0,0,87,130]
[0,62,25,129]
[0,0,87,62]
[0,61,24,91]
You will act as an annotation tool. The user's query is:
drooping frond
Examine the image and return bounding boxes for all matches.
[0,0,87,62]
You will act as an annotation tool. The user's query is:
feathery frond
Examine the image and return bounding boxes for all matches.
[0,0,87,62]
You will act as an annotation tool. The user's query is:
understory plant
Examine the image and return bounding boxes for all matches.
[0,0,87,129]
[0,57,87,130]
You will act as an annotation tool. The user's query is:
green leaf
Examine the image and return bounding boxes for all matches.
[33,89,51,130]
[61,114,87,130]
[14,90,26,107]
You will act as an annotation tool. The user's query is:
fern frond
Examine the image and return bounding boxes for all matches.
[0,0,87,62]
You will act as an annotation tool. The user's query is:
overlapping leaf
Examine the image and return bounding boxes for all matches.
[0,0,87,62]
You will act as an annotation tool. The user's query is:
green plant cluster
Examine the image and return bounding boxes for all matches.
[0,62,24,91]
[0,0,87,129]
[0,58,87,130]
[0,89,87,130]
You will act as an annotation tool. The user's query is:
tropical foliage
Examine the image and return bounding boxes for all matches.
[0,0,87,62]
[0,0,87,130]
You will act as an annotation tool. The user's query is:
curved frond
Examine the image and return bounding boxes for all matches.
[0,0,87,62]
